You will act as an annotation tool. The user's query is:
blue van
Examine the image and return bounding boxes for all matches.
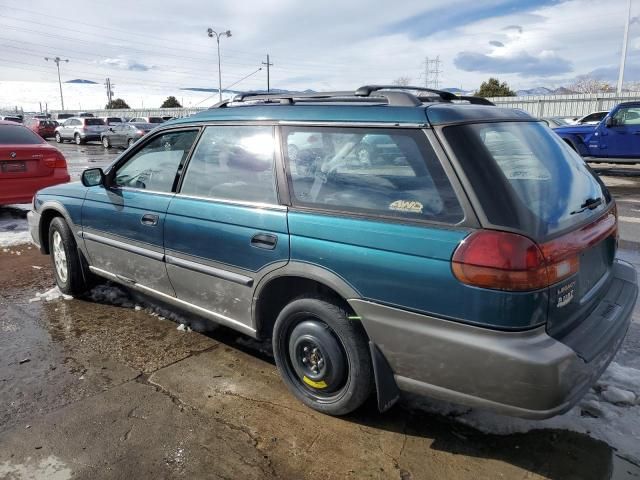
[28,86,637,417]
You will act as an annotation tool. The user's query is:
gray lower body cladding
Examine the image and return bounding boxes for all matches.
[350,260,637,419]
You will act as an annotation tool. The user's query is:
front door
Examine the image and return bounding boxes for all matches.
[603,105,640,159]
[164,125,289,329]
[82,128,199,295]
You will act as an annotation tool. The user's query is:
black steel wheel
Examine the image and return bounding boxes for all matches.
[273,296,373,416]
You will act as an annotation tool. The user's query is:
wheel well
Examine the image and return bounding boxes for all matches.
[255,276,355,339]
[39,209,64,254]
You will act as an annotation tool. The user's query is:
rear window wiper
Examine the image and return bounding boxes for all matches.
[570,197,602,215]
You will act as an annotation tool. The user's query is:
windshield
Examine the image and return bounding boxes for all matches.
[442,121,609,239]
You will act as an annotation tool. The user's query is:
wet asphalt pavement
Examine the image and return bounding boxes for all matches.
[0,141,639,479]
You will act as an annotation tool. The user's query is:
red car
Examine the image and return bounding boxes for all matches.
[26,118,58,139]
[0,121,70,205]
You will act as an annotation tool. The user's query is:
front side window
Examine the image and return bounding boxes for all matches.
[282,126,463,223]
[114,129,198,192]
[180,125,277,204]
[613,107,640,126]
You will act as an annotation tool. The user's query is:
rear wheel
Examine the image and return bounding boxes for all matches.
[74,133,83,145]
[272,296,373,416]
[102,136,111,149]
[55,132,62,143]
[127,138,135,148]
[48,217,91,296]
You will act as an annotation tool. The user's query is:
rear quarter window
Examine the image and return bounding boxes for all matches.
[282,126,463,224]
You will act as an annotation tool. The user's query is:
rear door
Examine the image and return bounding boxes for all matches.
[82,128,199,294]
[604,105,640,159]
[164,125,288,330]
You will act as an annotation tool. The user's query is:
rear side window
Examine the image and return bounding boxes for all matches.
[84,118,105,126]
[0,125,44,144]
[148,117,164,123]
[443,121,609,238]
[180,126,277,204]
[282,126,463,223]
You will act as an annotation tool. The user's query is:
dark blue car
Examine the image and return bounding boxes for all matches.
[28,86,638,417]
[554,102,640,163]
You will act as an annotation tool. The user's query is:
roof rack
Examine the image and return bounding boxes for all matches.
[209,85,493,108]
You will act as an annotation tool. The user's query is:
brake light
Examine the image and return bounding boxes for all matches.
[452,209,616,291]
[43,153,67,169]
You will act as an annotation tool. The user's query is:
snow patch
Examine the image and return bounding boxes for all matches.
[0,205,31,247]
[408,362,640,463]
[29,286,73,302]
[177,323,192,332]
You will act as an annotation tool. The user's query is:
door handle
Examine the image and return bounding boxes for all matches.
[141,213,159,226]
[251,233,278,250]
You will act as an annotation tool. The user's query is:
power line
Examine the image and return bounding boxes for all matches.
[262,54,273,92]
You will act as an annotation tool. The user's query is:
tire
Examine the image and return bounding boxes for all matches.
[55,132,62,143]
[74,133,83,145]
[272,296,373,416]
[127,138,135,148]
[102,136,111,149]
[48,217,90,296]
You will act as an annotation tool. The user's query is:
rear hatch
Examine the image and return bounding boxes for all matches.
[440,121,617,340]
[83,118,106,133]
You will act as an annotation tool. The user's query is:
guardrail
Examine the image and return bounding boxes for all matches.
[487,91,640,117]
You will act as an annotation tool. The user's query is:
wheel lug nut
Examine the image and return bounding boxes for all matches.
[303,347,309,353]
[302,358,308,364]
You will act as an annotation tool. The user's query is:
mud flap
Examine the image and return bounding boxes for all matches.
[369,342,400,412]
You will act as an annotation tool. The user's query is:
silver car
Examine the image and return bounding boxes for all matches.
[55,117,107,145]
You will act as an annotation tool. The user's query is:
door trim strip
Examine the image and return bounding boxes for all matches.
[88,266,256,336]
[82,231,164,262]
[165,254,254,287]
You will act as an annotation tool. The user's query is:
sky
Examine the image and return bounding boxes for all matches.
[0,0,638,102]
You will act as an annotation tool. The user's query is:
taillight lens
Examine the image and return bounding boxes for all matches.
[43,153,67,169]
[452,209,616,291]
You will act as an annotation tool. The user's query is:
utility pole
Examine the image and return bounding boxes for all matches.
[44,56,69,110]
[104,78,115,106]
[617,0,632,94]
[262,54,273,92]
[423,56,442,89]
[207,28,232,102]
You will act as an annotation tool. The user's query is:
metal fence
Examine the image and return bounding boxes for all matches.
[49,107,207,119]
[487,91,640,118]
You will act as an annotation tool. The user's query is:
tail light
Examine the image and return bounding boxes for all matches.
[43,152,67,169]
[452,209,616,291]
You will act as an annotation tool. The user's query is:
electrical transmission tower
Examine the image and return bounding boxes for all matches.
[105,78,115,106]
[422,56,442,89]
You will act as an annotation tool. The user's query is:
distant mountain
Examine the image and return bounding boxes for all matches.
[65,79,98,84]
[180,87,316,95]
[552,86,576,95]
[516,87,554,96]
[441,87,465,93]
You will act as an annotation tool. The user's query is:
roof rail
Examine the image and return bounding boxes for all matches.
[208,86,494,109]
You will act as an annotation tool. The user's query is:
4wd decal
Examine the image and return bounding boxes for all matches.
[389,200,423,214]
[556,281,576,308]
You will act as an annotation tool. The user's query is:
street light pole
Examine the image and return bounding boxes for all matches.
[45,56,69,110]
[207,28,232,102]
[617,0,632,95]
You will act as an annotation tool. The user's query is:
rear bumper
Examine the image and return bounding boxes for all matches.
[350,259,637,419]
[0,171,70,205]
[79,133,101,141]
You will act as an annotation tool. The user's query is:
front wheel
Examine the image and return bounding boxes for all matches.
[272,296,373,416]
[55,132,62,143]
[102,136,111,149]
[127,138,135,148]
[49,217,91,296]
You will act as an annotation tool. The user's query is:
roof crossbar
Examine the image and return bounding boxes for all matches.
[209,85,493,108]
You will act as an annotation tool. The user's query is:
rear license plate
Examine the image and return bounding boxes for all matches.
[1,161,26,173]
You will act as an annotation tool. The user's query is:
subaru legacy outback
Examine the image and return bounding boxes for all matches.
[28,86,638,418]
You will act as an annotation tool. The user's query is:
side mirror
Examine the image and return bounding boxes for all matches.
[109,127,114,131]
[605,116,614,128]
[81,168,105,187]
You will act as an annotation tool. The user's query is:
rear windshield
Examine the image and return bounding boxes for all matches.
[39,120,56,127]
[0,125,45,144]
[107,117,122,123]
[84,118,105,126]
[148,117,164,123]
[443,121,609,238]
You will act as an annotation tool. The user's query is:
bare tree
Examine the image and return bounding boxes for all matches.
[392,76,412,86]
[623,81,640,92]
[570,75,614,94]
